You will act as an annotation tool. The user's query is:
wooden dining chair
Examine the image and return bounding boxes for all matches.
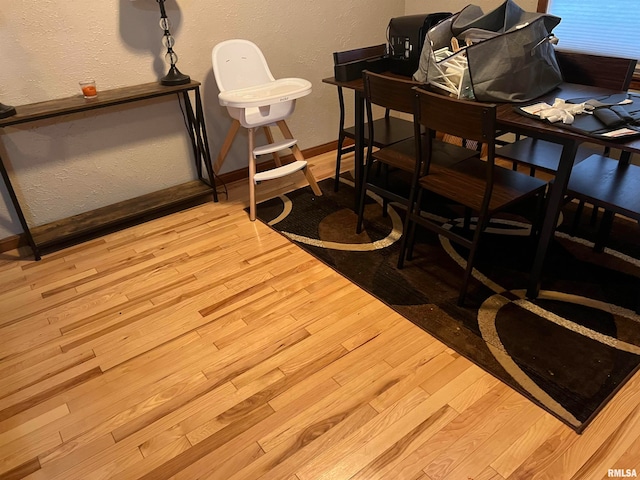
[398,87,548,306]
[333,45,415,191]
[564,154,640,313]
[356,71,479,234]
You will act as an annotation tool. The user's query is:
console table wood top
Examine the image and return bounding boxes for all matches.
[0,81,202,128]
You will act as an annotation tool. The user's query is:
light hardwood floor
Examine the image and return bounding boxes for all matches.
[1,151,639,480]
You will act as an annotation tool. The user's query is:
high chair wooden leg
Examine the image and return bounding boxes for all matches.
[214,119,241,174]
[248,128,257,221]
[263,126,283,167]
[276,120,322,196]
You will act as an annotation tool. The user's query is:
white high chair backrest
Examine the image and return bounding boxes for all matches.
[212,39,275,93]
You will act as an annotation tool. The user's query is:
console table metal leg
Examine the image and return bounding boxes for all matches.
[182,89,218,202]
[194,87,217,202]
[181,91,203,178]
[0,152,41,260]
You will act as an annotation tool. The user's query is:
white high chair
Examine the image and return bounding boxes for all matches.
[212,39,322,221]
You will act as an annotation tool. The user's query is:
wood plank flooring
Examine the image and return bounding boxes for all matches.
[1,151,639,480]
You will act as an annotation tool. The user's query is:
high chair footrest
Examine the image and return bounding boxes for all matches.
[253,139,298,157]
[254,160,307,183]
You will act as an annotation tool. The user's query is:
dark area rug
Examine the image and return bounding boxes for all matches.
[253,176,640,433]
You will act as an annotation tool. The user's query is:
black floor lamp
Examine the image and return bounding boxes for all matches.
[0,102,16,119]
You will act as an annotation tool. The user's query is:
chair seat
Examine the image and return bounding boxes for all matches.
[253,160,308,183]
[566,155,640,221]
[419,157,548,213]
[497,138,599,174]
[373,137,479,172]
[344,116,414,147]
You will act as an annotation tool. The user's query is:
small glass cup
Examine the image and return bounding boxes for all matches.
[79,80,98,99]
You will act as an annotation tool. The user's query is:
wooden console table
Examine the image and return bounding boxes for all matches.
[0,80,217,260]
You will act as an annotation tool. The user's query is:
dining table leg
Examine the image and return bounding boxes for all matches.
[353,90,365,211]
[526,139,579,299]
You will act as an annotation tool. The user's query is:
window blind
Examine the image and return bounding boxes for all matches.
[547,0,640,60]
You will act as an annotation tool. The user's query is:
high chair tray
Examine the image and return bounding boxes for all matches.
[218,78,312,108]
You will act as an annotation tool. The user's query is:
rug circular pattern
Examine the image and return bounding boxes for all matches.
[254,177,640,432]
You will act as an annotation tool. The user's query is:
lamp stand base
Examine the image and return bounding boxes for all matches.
[0,103,17,119]
[161,65,191,86]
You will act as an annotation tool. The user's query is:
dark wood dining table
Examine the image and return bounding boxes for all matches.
[322,74,640,300]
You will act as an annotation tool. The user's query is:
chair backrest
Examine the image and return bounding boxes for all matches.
[212,39,275,93]
[333,47,390,130]
[556,51,637,91]
[413,87,496,145]
[333,44,387,66]
[413,87,496,174]
[363,70,419,114]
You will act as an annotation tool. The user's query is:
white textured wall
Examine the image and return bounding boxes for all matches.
[0,0,404,239]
